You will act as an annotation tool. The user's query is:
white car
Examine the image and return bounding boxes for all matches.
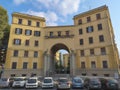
[41,77,54,88]
[25,77,40,89]
[12,77,26,88]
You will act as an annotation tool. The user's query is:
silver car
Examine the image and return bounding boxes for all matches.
[0,78,10,88]
[57,77,71,90]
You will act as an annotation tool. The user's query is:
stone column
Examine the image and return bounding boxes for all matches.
[43,49,51,76]
[43,53,48,76]
[70,50,76,76]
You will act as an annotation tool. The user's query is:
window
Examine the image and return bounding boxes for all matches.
[80,50,84,56]
[79,29,83,35]
[34,51,38,57]
[96,13,101,20]
[22,74,27,77]
[104,74,109,77]
[18,19,22,24]
[86,26,94,33]
[25,40,29,46]
[12,62,17,69]
[78,19,82,25]
[58,31,61,36]
[23,62,28,69]
[101,47,106,55]
[28,20,31,26]
[66,31,69,36]
[50,32,53,37]
[80,39,84,45]
[99,35,104,42]
[36,22,40,27]
[90,49,94,55]
[25,30,32,35]
[91,61,96,68]
[15,28,22,34]
[33,62,37,69]
[13,50,18,57]
[87,16,91,22]
[82,73,86,76]
[14,39,21,45]
[81,62,86,68]
[11,74,16,77]
[92,74,97,76]
[34,31,40,36]
[89,37,93,44]
[24,51,28,57]
[103,61,108,68]
[34,40,39,46]
[98,24,102,30]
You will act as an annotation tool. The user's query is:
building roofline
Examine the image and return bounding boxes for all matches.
[73,5,108,19]
[45,25,75,28]
[12,12,46,21]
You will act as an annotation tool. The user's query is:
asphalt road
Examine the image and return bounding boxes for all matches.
[0,88,87,90]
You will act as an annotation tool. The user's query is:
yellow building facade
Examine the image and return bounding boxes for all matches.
[4,5,120,77]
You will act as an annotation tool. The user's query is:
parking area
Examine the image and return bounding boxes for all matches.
[0,76,120,90]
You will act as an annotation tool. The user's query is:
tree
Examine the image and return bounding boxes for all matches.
[0,6,9,46]
[0,6,10,65]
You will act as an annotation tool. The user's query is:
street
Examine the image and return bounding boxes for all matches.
[0,88,87,90]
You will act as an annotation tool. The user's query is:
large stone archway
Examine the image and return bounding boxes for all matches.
[43,43,76,76]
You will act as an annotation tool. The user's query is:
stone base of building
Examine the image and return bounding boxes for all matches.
[76,68,119,78]
[2,68,119,78]
[2,69,43,78]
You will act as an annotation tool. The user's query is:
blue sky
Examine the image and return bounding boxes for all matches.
[0,0,120,55]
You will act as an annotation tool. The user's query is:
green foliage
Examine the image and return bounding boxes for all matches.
[0,6,9,46]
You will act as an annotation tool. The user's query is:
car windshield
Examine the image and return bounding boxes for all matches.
[59,79,68,83]
[73,79,82,83]
[14,78,24,81]
[44,79,52,83]
[28,79,37,83]
[91,80,99,84]
[108,79,118,83]
[1,78,7,81]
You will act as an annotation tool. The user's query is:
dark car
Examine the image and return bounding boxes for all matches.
[71,77,84,89]
[84,78,101,90]
[99,78,119,90]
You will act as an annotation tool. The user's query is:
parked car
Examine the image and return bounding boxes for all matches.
[25,77,40,89]
[84,78,101,90]
[71,76,84,89]
[0,78,10,88]
[12,77,26,88]
[99,77,119,90]
[57,77,71,90]
[41,77,54,88]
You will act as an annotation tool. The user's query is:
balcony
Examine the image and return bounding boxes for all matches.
[45,34,74,39]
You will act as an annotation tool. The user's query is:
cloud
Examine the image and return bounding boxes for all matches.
[14,0,82,26]
[58,0,81,16]
[13,0,26,5]
[24,10,58,26]
[36,0,81,16]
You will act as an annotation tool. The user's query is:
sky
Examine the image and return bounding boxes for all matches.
[0,0,120,55]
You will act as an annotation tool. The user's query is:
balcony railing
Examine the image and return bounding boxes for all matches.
[45,34,74,39]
